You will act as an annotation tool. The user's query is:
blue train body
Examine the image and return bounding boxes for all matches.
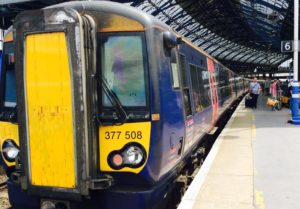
[0,2,247,209]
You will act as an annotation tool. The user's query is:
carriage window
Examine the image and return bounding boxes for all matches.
[189,64,210,112]
[1,42,16,109]
[170,49,180,89]
[99,33,147,107]
[217,67,231,100]
[179,54,192,117]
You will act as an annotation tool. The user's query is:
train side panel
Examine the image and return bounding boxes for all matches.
[178,43,213,150]
[155,38,185,177]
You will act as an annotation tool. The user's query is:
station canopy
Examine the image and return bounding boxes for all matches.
[0,0,295,73]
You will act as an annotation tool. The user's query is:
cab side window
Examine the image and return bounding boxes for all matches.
[170,49,180,89]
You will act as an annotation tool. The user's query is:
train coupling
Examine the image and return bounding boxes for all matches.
[11,171,21,184]
[41,199,70,209]
[89,174,114,190]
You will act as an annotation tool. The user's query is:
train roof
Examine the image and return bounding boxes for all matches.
[46,2,222,64]
[31,1,236,76]
[46,1,173,33]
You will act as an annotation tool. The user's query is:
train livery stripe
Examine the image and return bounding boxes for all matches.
[99,122,151,173]
[98,14,144,32]
[25,32,76,188]
[207,58,219,124]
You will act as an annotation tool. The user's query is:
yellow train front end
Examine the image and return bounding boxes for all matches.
[10,2,160,208]
[0,30,19,169]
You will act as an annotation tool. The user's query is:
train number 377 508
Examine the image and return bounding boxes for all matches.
[104,131,143,140]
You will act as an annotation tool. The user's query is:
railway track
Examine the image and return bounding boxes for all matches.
[0,167,7,190]
[0,166,10,209]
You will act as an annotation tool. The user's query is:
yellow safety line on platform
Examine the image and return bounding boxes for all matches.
[252,124,256,140]
[254,167,258,176]
[255,191,266,209]
[252,114,255,121]
[252,114,256,140]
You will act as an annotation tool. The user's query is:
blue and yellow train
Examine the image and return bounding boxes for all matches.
[0,1,246,209]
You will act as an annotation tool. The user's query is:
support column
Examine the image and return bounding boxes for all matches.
[291,0,300,124]
[0,29,3,72]
[0,29,3,51]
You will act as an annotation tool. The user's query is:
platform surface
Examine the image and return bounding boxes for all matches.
[178,95,300,209]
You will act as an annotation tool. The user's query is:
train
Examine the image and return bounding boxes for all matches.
[0,1,247,209]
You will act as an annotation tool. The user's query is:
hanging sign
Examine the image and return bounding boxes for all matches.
[281,41,294,52]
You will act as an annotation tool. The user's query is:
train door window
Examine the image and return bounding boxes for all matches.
[179,54,192,117]
[201,69,211,108]
[179,54,187,87]
[218,67,230,99]
[189,64,202,112]
[170,49,180,89]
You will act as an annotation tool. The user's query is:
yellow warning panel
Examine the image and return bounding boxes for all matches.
[99,122,151,173]
[98,14,144,32]
[25,32,76,188]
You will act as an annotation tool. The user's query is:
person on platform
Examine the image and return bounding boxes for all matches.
[270,79,277,99]
[249,77,261,109]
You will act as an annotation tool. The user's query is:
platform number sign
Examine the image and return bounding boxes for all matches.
[281,41,293,52]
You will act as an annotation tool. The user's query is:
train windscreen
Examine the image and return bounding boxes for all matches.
[98,32,149,121]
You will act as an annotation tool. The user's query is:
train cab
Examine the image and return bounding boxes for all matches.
[7,1,246,209]
[11,2,187,208]
[0,29,19,170]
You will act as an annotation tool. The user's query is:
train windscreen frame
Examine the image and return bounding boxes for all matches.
[97,32,150,122]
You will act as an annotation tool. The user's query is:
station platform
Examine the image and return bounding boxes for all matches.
[178,95,300,209]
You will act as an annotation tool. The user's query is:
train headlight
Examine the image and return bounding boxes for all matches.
[123,145,144,166]
[108,143,146,169]
[2,139,19,163]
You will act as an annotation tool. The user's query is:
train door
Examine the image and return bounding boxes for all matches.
[178,54,193,154]
[207,58,218,124]
[158,48,186,174]
[229,71,235,97]
[14,8,96,196]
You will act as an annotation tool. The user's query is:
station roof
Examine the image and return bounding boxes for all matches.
[0,0,73,28]
[0,0,295,73]
[131,0,293,73]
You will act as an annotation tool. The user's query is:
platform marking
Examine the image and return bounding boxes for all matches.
[254,167,258,176]
[255,191,265,209]
[252,124,256,141]
[177,105,242,209]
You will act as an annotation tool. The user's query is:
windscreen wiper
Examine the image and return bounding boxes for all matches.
[8,106,18,123]
[98,76,128,125]
[0,106,17,123]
